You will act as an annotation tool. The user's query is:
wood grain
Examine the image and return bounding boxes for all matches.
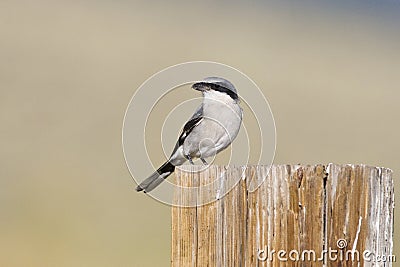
[171,164,394,267]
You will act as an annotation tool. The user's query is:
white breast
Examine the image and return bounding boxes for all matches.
[183,90,242,159]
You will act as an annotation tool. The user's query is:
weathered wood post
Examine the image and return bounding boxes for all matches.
[171,164,394,266]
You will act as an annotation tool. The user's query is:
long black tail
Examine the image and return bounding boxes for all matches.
[136,161,175,193]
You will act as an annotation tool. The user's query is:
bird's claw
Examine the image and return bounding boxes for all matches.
[186,155,194,165]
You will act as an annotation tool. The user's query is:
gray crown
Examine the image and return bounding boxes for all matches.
[201,77,237,94]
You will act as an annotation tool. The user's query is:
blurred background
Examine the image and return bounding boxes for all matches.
[1,0,399,266]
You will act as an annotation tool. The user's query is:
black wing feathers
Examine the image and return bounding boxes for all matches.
[178,116,202,146]
[170,105,203,156]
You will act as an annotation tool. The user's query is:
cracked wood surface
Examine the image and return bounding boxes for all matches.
[171,164,394,267]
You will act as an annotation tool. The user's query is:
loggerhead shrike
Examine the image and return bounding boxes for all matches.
[136,77,243,193]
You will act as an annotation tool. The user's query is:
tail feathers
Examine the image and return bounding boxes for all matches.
[136,161,175,193]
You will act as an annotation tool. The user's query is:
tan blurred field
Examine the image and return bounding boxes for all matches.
[0,1,399,266]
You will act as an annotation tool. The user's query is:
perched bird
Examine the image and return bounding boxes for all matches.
[136,77,243,193]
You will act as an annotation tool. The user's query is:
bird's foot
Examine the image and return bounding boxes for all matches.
[186,155,194,165]
[200,158,208,165]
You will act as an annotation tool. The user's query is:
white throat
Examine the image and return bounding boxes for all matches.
[202,90,242,119]
[203,90,236,104]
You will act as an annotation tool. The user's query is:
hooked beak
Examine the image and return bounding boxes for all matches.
[192,82,209,92]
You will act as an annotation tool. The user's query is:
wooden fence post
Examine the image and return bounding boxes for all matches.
[171,164,394,266]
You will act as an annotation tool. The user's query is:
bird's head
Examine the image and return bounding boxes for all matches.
[192,77,239,101]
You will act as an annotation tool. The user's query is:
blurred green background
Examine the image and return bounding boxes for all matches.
[1,0,399,266]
